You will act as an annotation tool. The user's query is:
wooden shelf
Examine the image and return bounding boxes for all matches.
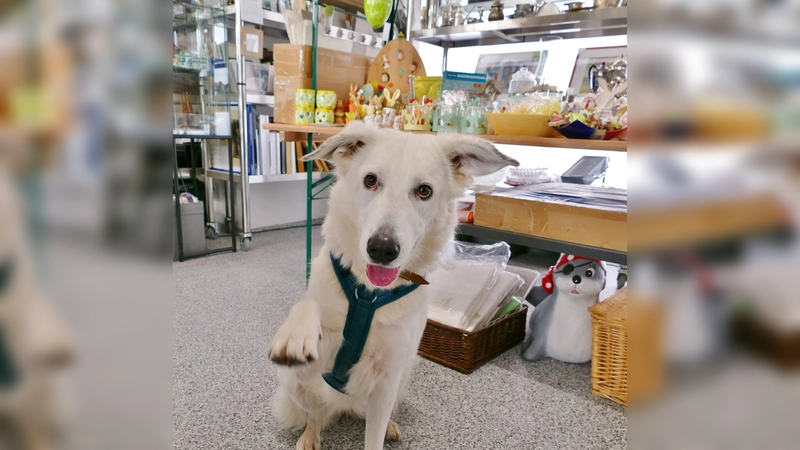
[261,123,627,152]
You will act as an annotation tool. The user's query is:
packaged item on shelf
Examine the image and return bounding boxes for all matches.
[441,71,487,97]
[411,75,442,102]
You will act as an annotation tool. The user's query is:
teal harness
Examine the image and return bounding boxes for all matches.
[322,254,420,394]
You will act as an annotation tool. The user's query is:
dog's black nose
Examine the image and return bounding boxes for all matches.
[572,275,582,285]
[367,233,400,265]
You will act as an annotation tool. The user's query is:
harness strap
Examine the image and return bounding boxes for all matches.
[322,254,419,394]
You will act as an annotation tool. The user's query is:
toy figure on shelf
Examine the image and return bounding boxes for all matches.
[381,110,395,128]
[345,101,358,122]
[594,78,627,111]
[392,115,403,130]
[334,100,346,124]
[349,83,362,107]
[521,254,606,364]
[384,88,402,115]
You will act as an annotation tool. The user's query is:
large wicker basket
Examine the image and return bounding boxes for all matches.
[418,305,528,374]
[588,288,628,405]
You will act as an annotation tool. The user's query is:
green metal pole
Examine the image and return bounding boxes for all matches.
[306,0,319,283]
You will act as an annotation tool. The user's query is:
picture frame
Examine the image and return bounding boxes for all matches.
[569,46,626,95]
[475,51,547,94]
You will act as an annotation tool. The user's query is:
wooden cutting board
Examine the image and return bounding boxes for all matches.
[367,38,426,95]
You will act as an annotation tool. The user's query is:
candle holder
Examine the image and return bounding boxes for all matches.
[461,99,488,134]
[404,103,433,131]
[432,103,461,132]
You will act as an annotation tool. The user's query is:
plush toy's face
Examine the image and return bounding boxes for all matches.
[553,261,605,299]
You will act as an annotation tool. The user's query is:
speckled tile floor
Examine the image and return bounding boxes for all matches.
[173,227,626,450]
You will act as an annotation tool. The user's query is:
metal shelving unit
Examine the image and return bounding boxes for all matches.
[289,4,628,279]
[411,7,627,47]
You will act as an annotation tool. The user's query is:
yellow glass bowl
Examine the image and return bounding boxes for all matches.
[486,113,557,137]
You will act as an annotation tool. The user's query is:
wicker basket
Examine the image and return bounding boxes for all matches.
[418,305,528,374]
[588,288,628,405]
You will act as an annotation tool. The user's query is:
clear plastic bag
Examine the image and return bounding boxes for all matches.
[427,240,515,330]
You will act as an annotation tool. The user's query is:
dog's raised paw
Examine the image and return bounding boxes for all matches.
[269,321,321,366]
[385,420,402,441]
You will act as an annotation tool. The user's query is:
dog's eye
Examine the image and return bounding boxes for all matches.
[364,174,378,189]
[586,269,593,278]
[416,184,433,200]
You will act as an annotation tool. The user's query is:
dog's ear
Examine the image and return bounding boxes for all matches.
[439,134,519,188]
[301,121,373,162]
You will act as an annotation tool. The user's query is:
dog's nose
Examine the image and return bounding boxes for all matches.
[367,233,400,265]
[572,275,582,285]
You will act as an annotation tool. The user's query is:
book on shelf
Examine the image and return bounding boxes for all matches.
[258,115,270,176]
[296,143,304,173]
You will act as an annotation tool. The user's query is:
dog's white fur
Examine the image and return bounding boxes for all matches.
[269,122,518,450]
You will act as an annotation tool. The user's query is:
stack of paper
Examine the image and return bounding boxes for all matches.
[428,260,537,332]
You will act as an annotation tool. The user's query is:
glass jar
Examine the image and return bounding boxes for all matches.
[508,67,538,96]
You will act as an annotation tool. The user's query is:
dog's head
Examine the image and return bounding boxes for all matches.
[303,122,518,288]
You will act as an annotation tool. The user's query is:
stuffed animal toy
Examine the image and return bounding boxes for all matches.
[521,254,606,363]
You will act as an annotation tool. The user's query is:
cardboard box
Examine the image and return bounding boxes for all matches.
[273,44,371,124]
[474,189,627,252]
[241,26,263,59]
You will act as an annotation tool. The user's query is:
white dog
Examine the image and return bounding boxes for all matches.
[268,122,518,450]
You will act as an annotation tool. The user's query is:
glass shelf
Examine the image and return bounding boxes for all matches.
[173,0,231,136]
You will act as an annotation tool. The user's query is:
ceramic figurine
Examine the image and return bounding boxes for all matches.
[381,109,395,128]
[364,115,376,127]
[334,100,346,124]
[521,254,606,363]
[594,78,627,111]
[349,83,360,106]
[384,88,402,113]
[392,115,403,130]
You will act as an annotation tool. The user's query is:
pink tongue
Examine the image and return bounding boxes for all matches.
[366,264,399,287]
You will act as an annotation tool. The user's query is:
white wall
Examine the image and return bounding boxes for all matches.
[249,181,328,230]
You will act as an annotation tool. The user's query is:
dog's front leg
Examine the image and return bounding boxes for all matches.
[364,370,403,450]
[269,299,322,365]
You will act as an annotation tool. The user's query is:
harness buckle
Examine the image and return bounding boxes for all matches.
[354,287,378,303]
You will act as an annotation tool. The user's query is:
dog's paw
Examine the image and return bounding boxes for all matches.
[296,428,321,450]
[269,320,321,366]
[385,420,402,441]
